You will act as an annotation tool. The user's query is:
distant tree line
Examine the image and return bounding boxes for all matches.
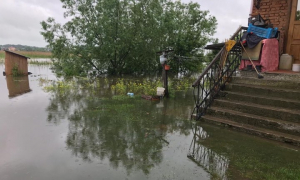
[41,0,217,76]
[0,44,50,52]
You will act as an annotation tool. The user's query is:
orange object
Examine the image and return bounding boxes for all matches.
[164,65,170,71]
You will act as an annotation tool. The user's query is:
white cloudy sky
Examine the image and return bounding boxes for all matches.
[0,0,252,47]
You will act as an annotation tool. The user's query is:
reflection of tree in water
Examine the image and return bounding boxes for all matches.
[187,125,229,180]
[44,77,193,174]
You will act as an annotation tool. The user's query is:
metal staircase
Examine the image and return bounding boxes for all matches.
[192,26,247,120]
[191,27,300,146]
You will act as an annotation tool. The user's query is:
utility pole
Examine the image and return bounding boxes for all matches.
[158,49,173,98]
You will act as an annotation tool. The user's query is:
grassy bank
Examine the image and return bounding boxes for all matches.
[0,50,52,59]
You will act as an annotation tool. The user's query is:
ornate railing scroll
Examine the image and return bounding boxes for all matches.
[187,125,229,179]
[192,26,247,120]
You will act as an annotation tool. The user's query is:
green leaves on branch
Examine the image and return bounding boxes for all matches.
[41,0,217,76]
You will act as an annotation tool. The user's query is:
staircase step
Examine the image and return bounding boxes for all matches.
[225,83,300,101]
[231,76,300,90]
[207,107,300,136]
[201,115,300,146]
[213,99,300,123]
[223,91,300,110]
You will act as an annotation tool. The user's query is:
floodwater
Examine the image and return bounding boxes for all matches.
[1,64,300,180]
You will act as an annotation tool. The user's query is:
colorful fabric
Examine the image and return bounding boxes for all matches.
[239,38,279,72]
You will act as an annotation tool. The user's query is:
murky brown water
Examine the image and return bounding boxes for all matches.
[1,64,300,180]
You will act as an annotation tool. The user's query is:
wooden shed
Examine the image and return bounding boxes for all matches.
[4,50,30,76]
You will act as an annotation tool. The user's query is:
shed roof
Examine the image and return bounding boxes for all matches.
[4,50,30,59]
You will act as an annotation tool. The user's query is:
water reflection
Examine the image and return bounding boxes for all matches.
[6,75,31,98]
[188,125,229,180]
[44,77,193,175]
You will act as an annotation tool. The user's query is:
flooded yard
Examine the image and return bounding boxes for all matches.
[1,64,300,180]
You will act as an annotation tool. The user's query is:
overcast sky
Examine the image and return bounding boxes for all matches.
[0,0,252,47]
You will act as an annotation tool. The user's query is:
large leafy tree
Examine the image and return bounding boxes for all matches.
[41,0,216,76]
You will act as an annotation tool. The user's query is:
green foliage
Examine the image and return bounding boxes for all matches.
[39,78,76,95]
[12,64,21,77]
[111,78,162,96]
[41,0,217,76]
[170,77,195,91]
[110,77,194,96]
[40,76,194,98]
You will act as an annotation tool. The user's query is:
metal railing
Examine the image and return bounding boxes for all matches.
[192,26,247,120]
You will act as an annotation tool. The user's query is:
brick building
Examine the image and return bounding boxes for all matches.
[251,0,300,63]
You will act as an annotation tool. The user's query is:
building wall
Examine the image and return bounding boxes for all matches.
[251,0,292,54]
[5,51,28,75]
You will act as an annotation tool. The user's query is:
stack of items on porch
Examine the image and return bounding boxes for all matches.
[239,14,282,72]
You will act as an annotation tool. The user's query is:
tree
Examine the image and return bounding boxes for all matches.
[41,0,217,76]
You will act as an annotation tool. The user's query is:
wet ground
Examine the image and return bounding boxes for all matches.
[1,64,300,180]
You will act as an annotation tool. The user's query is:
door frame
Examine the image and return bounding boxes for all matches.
[286,0,299,55]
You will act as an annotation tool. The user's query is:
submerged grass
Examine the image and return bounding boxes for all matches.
[28,60,52,65]
[199,123,300,180]
[111,79,163,96]
[111,77,196,97]
[0,59,52,65]
[39,76,195,98]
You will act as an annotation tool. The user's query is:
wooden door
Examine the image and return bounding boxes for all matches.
[287,0,300,63]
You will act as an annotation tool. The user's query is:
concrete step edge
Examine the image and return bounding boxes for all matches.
[228,83,300,93]
[231,76,300,87]
[214,99,300,115]
[202,115,300,146]
[209,107,300,134]
[223,91,300,104]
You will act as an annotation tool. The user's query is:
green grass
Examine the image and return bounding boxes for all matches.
[0,50,52,59]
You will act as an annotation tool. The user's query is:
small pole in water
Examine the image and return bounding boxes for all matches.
[160,52,169,98]
[158,49,173,98]
[164,64,169,98]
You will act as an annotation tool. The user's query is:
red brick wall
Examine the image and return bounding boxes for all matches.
[251,0,292,54]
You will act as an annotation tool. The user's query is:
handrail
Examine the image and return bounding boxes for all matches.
[192,26,247,87]
[191,26,247,120]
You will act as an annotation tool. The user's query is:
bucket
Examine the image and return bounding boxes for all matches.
[164,65,170,71]
[279,54,293,70]
[292,64,300,72]
[157,87,165,96]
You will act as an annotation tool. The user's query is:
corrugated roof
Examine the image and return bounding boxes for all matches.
[4,50,30,59]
